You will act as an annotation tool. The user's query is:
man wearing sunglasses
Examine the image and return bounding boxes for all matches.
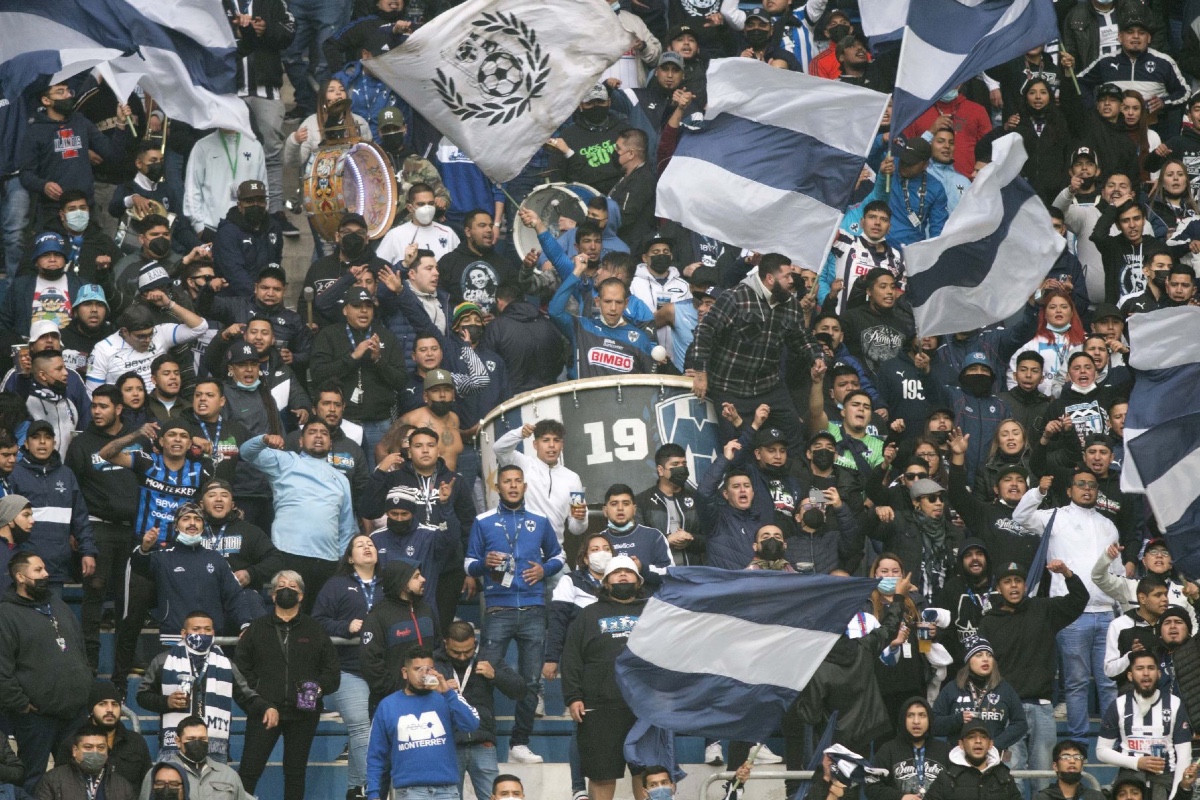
[1013,468,1121,746]
[863,476,955,603]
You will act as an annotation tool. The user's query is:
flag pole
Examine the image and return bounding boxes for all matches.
[730,744,764,794]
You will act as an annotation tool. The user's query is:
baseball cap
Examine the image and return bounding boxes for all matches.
[339,212,368,230]
[343,285,374,306]
[378,106,405,129]
[257,264,288,285]
[424,368,454,391]
[997,561,1026,580]
[752,426,788,449]
[688,266,719,288]
[1119,15,1149,31]
[0,495,30,530]
[73,284,108,310]
[26,419,54,439]
[667,22,698,43]
[201,478,234,497]
[1083,432,1114,451]
[959,351,993,374]
[31,232,66,260]
[1145,537,1170,554]
[960,718,992,739]
[908,477,944,500]
[237,180,267,200]
[137,264,172,293]
[899,137,932,168]
[745,6,771,23]
[227,341,259,364]
[603,553,643,583]
[809,430,837,448]
[28,319,61,343]
[1070,145,1099,167]
[1096,83,1124,101]
[1091,301,1123,321]
[581,84,608,104]
[994,463,1028,481]
[658,52,685,69]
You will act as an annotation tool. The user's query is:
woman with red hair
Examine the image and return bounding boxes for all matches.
[1006,290,1085,398]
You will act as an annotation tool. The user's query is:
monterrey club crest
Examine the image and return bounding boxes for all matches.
[433,11,550,125]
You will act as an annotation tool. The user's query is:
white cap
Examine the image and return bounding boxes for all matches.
[603,553,642,583]
[28,319,61,343]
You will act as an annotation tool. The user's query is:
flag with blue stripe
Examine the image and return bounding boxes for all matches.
[615,567,878,741]
[892,0,1057,138]
[1121,306,1200,574]
[655,58,888,271]
[1,0,252,135]
[903,133,1064,338]
[860,0,909,45]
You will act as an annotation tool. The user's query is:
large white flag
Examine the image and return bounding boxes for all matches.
[366,0,633,183]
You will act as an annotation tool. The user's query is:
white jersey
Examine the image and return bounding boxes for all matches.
[85,321,207,395]
[377,221,460,264]
[630,264,688,353]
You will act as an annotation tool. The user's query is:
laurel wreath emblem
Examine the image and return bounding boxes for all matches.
[433,12,551,126]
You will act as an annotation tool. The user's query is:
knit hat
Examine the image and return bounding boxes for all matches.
[0,495,30,529]
[963,636,993,662]
[88,681,122,708]
[137,264,172,293]
[452,302,484,327]
[1158,605,1193,635]
[386,485,422,514]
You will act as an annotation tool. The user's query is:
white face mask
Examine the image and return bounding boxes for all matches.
[588,551,613,573]
[65,209,89,233]
[413,205,437,225]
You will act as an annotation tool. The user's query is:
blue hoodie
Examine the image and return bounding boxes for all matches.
[465,503,564,608]
[540,197,631,268]
[695,449,772,570]
[536,228,653,325]
[10,449,96,582]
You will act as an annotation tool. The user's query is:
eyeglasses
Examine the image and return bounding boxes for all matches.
[1072,480,1099,489]
[904,472,928,481]
[152,783,184,791]
[1058,755,1084,763]
[922,494,946,503]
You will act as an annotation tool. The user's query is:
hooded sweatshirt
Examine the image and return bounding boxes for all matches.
[0,587,92,718]
[360,560,440,713]
[10,448,97,582]
[867,697,953,800]
[925,745,1021,800]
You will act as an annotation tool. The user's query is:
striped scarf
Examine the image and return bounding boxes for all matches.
[161,644,235,761]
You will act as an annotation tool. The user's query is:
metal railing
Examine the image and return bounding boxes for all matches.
[213,636,358,646]
[699,770,1101,799]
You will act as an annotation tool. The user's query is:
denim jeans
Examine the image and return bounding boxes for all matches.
[359,418,393,472]
[244,96,286,214]
[1057,610,1116,739]
[1007,700,1056,797]
[456,742,499,800]
[456,444,484,514]
[283,0,346,114]
[395,786,460,800]
[14,709,85,793]
[480,606,545,746]
[0,176,28,274]
[326,671,372,788]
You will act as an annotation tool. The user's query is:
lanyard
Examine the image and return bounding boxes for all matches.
[355,574,377,610]
[902,175,928,221]
[346,325,366,390]
[208,523,228,555]
[34,603,66,651]
[458,660,475,694]
[915,746,925,790]
[220,133,242,182]
[198,418,222,448]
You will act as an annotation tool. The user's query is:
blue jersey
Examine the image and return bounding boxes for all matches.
[549,272,657,378]
[131,451,213,541]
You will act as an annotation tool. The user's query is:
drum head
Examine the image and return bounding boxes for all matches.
[343,142,398,240]
[513,182,600,259]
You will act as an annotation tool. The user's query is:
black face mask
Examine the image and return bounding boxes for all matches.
[144,162,165,183]
[378,7,405,20]
[810,449,836,471]
[26,578,51,602]
[380,132,407,153]
[760,462,789,478]
[960,374,993,397]
[745,28,772,48]
[429,400,453,416]
[1152,270,1170,288]
[274,587,300,609]
[147,236,172,259]
[758,538,784,560]
[826,24,851,43]
[50,98,75,116]
[461,324,484,344]
[340,232,367,260]
[387,517,416,536]
[928,430,950,445]
[649,254,672,272]
[181,739,209,763]
[609,582,638,600]
[1058,773,1082,786]
[580,105,608,125]
[243,206,268,228]
[801,509,826,529]
[152,788,179,800]
[667,465,689,486]
[40,267,66,281]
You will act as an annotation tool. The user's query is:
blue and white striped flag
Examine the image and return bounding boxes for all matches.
[655,58,888,271]
[1,0,253,135]
[615,567,878,741]
[903,133,1064,338]
[1121,306,1200,573]
[860,0,909,45]
[892,0,1057,137]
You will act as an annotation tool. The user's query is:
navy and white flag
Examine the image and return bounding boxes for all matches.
[860,0,909,44]
[366,0,633,183]
[892,0,1057,137]
[1121,306,1200,572]
[1,0,253,135]
[656,58,888,271]
[614,567,878,741]
[903,133,1064,338]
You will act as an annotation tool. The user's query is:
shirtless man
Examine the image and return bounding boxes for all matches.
[395,368,464,470]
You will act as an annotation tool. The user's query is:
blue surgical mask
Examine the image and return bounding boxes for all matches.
[235,379,262,391]
[185,633,214,652]
[939,89,959,103]
[609,520,635,533]
[648,787,674,800]
[176,532,204,547]
[877,577,898,594]
[65,209,90,233]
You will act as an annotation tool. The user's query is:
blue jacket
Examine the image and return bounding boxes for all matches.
[130,539,259,639]
[539,197,631,270]
[947,386,1012,487]
[371,521,456,618]
[0,272,84,338]
[887,172,949,247]
[334,61,400,142]
[212,208,285,297]
[549,272,657,379]
[18,109,130,203]
[930,304,1038,395]
[695,450,772,570]
[456,345,511,429]
[10,450,96,582]
[465,504,564,608]
[312,573,376,674]
[366,688,480,797]
[1078,48,1188,107]
[375,279,454,370]
[538,230,653,325]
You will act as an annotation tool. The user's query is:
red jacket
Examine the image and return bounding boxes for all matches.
[902,95,993,178]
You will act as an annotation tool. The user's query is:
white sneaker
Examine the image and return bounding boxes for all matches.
[572,792,588,800]
[705,743,725,766]
[535,694,546,717]
[509,745,544,764]
[753,744,783,764]
[1054,703,1067,721]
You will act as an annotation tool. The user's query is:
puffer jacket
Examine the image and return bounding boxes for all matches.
[924,747,1022,800]
[433,646,526,744]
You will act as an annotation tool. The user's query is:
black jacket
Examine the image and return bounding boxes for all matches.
[480,300,565,395]
[437,242,518,313]
[948,463,1038,572]
[224,0,295,93]
[138,647,268,719]
[610,163,658,249]
[1060,75,1141,191]
[34,762,136,800]
[203,515,283,590]
[868,697,953,800]
[311,322,407,423]
[64,422,141,523]
[54,721,148,790]
[561,594,646,709]
[634,484,704,565]
[1088,201,1159,306]
[0,589,92,718]
[235,611,340,714]
[549,108,631,194]
[997,386,1050,441]
[433,647,525,744]
[42,217,122,285]
[932,538,999,672]
[978,573,1088,701]
[200,292,313,372]
[925,755,1022,800]
[360,561,440,713]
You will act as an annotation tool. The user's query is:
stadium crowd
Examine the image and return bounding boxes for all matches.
[0,1,1198,800]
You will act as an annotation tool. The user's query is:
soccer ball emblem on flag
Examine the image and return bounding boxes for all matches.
[434,12,550,125]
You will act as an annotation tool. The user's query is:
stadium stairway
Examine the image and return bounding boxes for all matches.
[64,587,1117,800]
